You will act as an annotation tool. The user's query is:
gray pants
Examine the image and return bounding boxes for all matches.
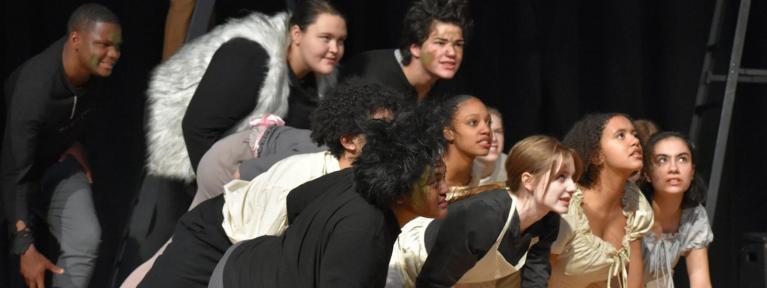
[40,159,101,288]
[207,242,242,288]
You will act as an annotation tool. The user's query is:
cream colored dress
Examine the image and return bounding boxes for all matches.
[549,183,654,288]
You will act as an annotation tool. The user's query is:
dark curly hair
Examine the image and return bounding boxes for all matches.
[353,101,449,209]
[399,0,473,65]
[310,78,407,159]
[562,113,631,188]
[639,131,707,209]
[67,3,120,34]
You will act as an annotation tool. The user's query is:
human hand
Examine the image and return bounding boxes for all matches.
[20,244,64,288]
[60,142,92,183]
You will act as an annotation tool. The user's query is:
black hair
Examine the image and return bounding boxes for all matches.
[399,0,472,65]
[67,3,120,34]
[353,100,450,209]
[310,77,407,158]
[639,131,707,209]
[562,113,631,188]
[439,94,474,129]
[288,0,344,31]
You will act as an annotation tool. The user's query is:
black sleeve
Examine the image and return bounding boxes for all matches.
[319,211,389,288]
[182,38,269,171]
[416,197,507,288]
[1,68,48,230]
[520,213,559,287]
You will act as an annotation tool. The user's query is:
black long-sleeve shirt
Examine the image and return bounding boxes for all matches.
[416,189,559,287]
[1,37,100,235]
[341,49,460,102]
[181,38,318,171]
[223,169,401,288]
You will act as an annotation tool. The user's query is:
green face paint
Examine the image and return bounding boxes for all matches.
[420,50,434,65]
[408,166,433,210]
[89,55,100,68]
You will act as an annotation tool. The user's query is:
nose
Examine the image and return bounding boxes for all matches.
[328,40,339,55]
[108,46,121,61]
[566,178,577,191]
[668,158,680,173]
[445,44,456,57]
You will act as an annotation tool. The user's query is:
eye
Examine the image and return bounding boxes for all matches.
[655,156,668,165]
[467,119,478,127]
[677,155,690,164]
[616,132,625,140]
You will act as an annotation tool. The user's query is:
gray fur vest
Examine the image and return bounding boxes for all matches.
[145,11,336,181]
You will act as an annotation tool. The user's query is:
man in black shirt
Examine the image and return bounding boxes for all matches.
[1,4,121,287]
[342,0,472,101]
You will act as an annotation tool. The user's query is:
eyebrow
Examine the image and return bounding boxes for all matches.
[654,152,691,158]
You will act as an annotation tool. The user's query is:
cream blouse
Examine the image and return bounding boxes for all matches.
[549,183,654,288]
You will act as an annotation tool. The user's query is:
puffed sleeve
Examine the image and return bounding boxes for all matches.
[550,190,582,255]
[624,182,654,242]
[681,205,714,251]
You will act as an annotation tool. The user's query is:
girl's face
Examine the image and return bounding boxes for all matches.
[597,116,643,175]
[445,97,492,158]
[403,160,449,219]
[477,113,505,163]
[291,13,347,75]
[410,21,464,80]
[533,157,578,214]
[647,137,694,196]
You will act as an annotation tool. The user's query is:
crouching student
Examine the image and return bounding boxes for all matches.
[387,135,582,287]
[137,80,406,288]
[208,103,451,288]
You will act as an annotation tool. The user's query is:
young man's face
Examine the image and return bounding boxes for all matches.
[410,21,464,80]
[73,21,122,77]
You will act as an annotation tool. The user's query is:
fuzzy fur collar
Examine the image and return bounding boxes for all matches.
[145,11,336,181]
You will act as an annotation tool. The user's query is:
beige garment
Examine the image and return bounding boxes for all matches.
[221,151,340,243]
[549,183,654,288]
[387,191,535,288]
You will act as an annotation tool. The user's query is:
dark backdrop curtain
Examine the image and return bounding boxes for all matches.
[2,0,766,287]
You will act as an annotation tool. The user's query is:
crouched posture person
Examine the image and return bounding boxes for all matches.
[208,104,451,288]
[137,80,406,287]
[1,4,121,288]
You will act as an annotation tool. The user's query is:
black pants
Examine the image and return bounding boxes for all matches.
[139,195,231,288]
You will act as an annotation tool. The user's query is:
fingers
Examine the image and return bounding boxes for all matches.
[45,261,64,274]
[35,275,45,288]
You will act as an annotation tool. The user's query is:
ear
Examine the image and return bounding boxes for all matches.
[592,151,605,166]
[409,43,422,59]
[340,134,359,153]
[290,25,303,46]
[443,127,455,142]
[521,172,536,192]
[69,31,81,48]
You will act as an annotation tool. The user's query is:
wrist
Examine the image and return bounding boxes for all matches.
[11,227,34,256]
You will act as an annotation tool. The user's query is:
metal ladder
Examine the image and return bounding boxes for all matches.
[691,0,767,221]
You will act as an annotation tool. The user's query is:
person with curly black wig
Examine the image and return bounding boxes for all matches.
[207,102,450,288]
[639,132,712,288]
[549,113,654,288]
[135,79,406,288]
[342,0,472,101]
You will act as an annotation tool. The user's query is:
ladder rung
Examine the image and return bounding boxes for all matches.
[740,68,767,76]
[707,73,767,83]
